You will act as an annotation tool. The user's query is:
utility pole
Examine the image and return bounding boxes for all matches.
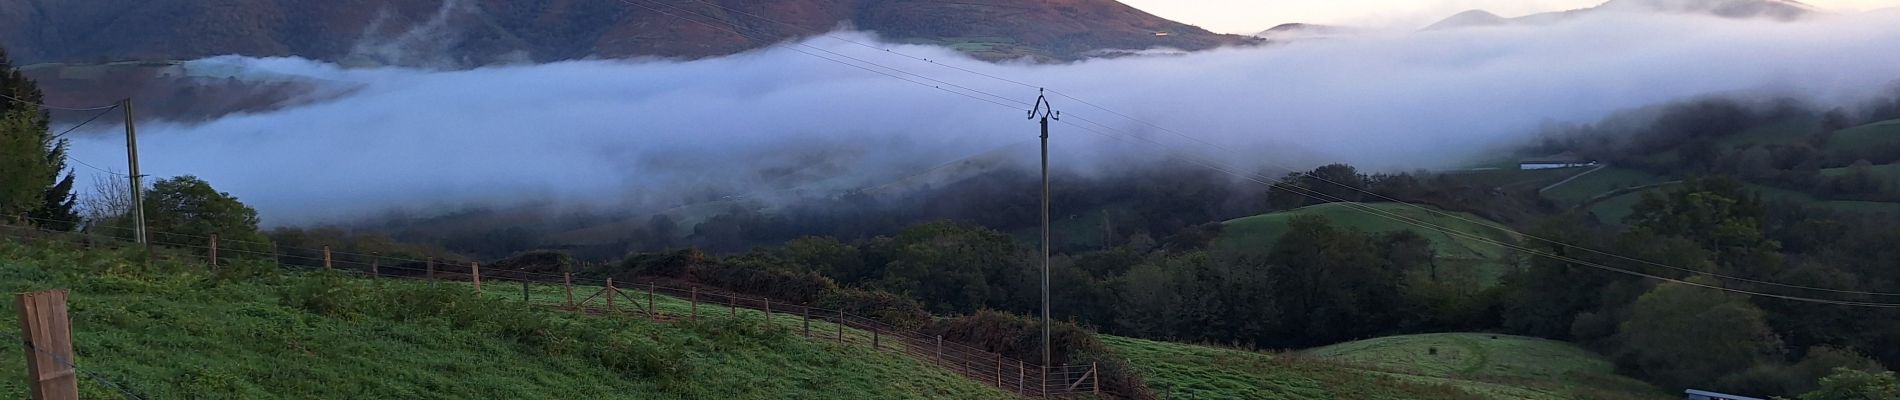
[1028,89,1058,368]
[122,98,147,247]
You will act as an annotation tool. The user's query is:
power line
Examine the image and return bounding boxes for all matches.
[619,0,1900,302]
[1052,117,1900,308]
[52,103,122,139]
[676,0,1900,298]
[0,92,120,112]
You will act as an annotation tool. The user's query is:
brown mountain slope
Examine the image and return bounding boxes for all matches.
[1,0,1249,66]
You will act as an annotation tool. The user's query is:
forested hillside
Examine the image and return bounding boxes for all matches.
[0,0,1245,66]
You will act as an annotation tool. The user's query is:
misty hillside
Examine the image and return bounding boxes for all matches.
[1426,0,1813,29]
[0,0,1248,67]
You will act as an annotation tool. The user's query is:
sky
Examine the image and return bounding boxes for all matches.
[1120,0,1900,33]
[59,9,1900,223]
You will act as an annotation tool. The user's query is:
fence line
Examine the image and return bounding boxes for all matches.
[0,223,1104,398]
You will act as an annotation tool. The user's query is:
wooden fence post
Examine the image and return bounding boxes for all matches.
[16,290,78,400]
[872,326,879,350]
[729,294,737,318]
[646,283,655,316]
[1018,361,1026,395]
[1042,365,1049,398]
[369,252,379,277]
[471,262,482,294]
[1092,362,1100,395]
[426,257,436,283]
[689,287,698,321]
[522,279,529,304]
[935,336,943,364]
[763,298,771,325]
[836,309,844,342]
[563,273,574,307]
[322,245,332,271]
[802,306,811,337]
[996,357,1003,387]
[606,278,616,312]
[208,233,218,270]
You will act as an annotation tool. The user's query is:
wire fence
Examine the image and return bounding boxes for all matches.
[0,220,1104,398]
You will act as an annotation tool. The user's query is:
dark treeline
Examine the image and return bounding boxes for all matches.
[1531,89,1900,202]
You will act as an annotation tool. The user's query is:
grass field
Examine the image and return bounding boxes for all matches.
[1303,333,1666,400]
[1216,203,1521,285]
[1102,333,1666,400]
[1541,167,1670,207]
[0,240,1010,400]
[1441,168,1581,192]
[1825,119,1900,157]
[1718,117,1817,148]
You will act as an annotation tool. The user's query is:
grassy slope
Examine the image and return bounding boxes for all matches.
[1825,119,1900,157]
[0,241,1009,400]
[1103,334,1666,400]
[1216,203,1520,285]
[1306,333,1664,400]
[1542,167,1670,207]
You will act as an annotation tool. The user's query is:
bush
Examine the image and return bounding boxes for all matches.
[816,288,931,329]
[921,310,1152,399]
[610,248,707,278]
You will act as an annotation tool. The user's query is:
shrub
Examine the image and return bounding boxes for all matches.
[921,310,1152,399]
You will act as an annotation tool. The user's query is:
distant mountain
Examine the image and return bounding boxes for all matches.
[1423,10,1513,30]
[1255,23,1358,41]
[1425,0,1816,30]
[0,0,1250,67]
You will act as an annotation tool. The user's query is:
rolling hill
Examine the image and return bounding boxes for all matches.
[1103,333,1668,400]
[0,0,1248,67]
[1424,0,1814,30]
[1215,202,1522,286]
[0,240,1012,399]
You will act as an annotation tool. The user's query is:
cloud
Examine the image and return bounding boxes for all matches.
[60,9,1900,224]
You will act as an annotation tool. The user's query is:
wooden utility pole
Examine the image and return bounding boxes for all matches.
[1029,90,1058,368]
[123,99,146,249]
[16,290,78,400]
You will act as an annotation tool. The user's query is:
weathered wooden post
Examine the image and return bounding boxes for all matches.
[1092,362,1100,395]
[369,252,380,276]
[1018,361,1027,395]
[471,262,482,294]
[1042,365,1050,398]
[646,283,655,316]
[208,233,218,270]
[872,326,879,350]
[16,290,77,400]
[836,309,845,342]
[426,257,436,283]
[763,298,772,325]
[689,287,699,321]
[322,245,332,271]
[522,279,530,304]
[729,294,737,318]
[996,358,1003,387]
[563,273,574,307]
[935,336,944,364]
[605,278,616,312]
[802,306,811,337]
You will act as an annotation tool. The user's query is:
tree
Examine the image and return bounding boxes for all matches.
[0,47,77,229]
[1262,216,1404,347]
[1617,278,1784,391]
[143,176,268,249]
[1800,368,1900,400]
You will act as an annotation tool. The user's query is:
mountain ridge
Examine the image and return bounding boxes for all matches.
[0,0,1252,67]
